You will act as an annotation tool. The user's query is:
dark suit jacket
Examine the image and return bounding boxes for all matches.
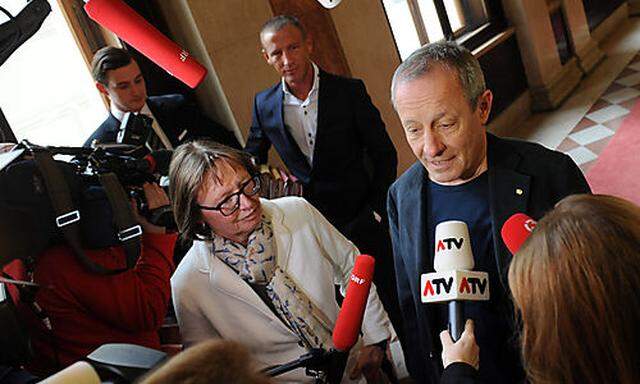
[245,70,397,227]
[84,94,240,149]
[388,133,591,383]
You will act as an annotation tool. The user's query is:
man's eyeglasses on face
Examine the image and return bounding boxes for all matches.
[197,176,261,217]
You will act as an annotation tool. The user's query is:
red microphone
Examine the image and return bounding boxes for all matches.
[333,254,375,352]
[263,255,375,382]
[84,0,207,88]
[501,213,537,255]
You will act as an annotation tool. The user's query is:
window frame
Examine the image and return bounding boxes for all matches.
[383,0,508,59]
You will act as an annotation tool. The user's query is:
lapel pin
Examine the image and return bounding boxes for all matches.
[515,188,524,196]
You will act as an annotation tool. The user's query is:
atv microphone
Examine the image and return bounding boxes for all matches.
[501,213,537,255]
[83,0,207,88]
[421,221,489,341]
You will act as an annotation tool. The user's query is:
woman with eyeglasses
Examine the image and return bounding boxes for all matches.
[168,140,393,383]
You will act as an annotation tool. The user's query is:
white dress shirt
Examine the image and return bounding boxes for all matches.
[110,102,173,150]
[282,62,320,165]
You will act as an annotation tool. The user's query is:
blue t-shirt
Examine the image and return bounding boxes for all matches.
[427,172,515,384]
[428,172,494,270]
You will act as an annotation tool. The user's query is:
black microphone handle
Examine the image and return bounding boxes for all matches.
[262,348,349,382]
[263,348,329,377]
[448,300,464,342]
[325,350,349,384]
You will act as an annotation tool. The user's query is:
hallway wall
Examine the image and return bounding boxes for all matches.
[156,0,415,172]
[153,0,631,174]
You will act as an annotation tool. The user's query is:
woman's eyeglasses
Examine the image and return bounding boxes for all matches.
[197,176,261,216]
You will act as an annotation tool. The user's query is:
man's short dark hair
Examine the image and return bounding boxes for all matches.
[91,46,134,85]
[260,15,306,42]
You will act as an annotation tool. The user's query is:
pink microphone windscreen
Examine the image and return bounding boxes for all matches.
[84,0,207,88]
[332,254,375,352]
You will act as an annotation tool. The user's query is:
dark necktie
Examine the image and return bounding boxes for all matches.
[139,114,164,151]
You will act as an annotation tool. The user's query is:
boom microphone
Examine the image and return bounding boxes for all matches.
[421,221,489,341]
[501,213,537,255]
[83,0,207,88]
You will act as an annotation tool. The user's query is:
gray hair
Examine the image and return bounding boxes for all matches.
[391,41,486,108]
[168,140,258,241]
[260,15,306,43]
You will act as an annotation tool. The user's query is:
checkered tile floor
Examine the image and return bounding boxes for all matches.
[556,53,640,174]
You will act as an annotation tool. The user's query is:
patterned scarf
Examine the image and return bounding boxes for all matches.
[212,217,333,349]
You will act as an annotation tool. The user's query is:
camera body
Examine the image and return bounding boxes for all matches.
[73,145,176,240]
[116,112,155,149]
[0,142,176,369]
[0,143,175,264]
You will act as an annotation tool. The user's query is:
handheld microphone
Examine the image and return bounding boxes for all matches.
[421,221,489,341]
[84,0,207,88]
[501,213,537,255]
[264,254,375,383]
[328,254,375,383]
[333,254,375,351]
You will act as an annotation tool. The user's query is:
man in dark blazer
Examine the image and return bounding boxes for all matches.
[388,42,591,383]
[84,46,239,150]
[245,15,402,361]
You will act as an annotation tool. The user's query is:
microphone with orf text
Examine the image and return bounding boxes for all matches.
[264,254,375,383]
[83,0,207,88]
[332,253,375,351]
[421,221,490,341]
[327,253,375,383]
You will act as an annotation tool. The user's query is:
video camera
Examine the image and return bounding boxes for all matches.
[64,142,175,228]
[0,141,175,270]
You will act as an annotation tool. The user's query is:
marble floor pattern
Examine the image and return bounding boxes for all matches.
[557,56,640,174]
[517,17,640,176]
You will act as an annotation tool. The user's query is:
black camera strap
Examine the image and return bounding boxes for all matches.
[31,150,132,275]
[98,173,141,270]
[0,0,51,67]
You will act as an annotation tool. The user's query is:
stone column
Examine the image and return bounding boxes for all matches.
[563,0,605,74]
[501,0,583,110]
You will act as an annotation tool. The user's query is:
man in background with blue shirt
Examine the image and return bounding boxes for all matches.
[387,41,590,383]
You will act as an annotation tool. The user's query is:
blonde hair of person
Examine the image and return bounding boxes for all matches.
[508,194,640,384]
[140,339,272,384]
